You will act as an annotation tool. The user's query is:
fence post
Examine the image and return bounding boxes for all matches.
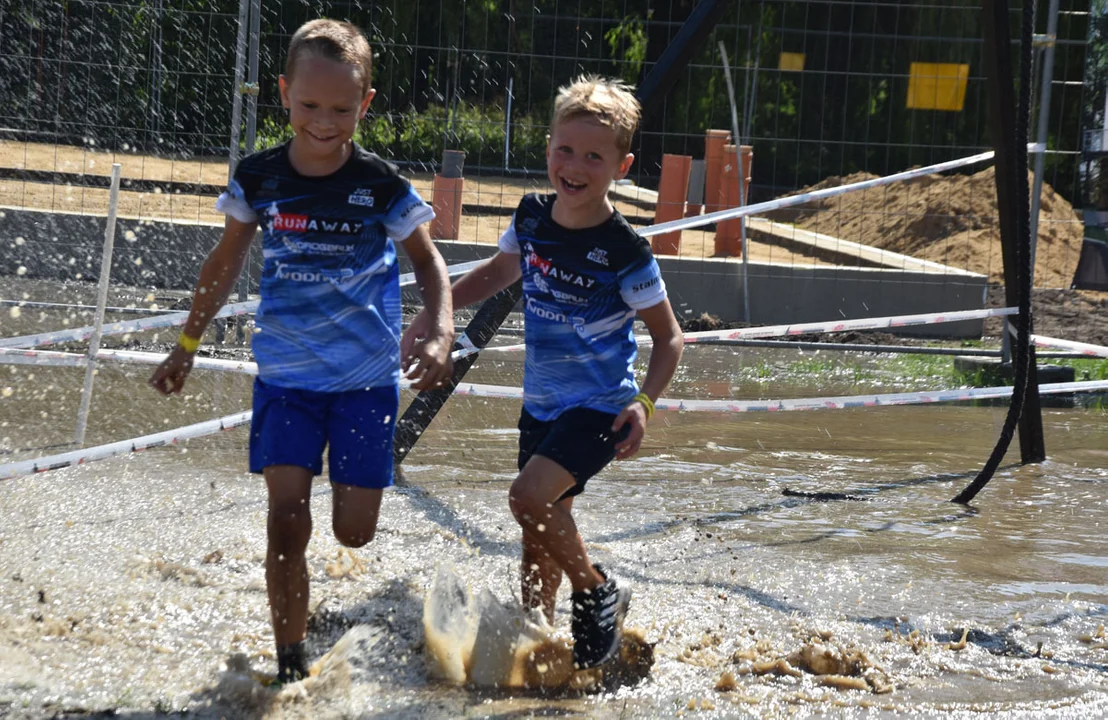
[704,129,731,213]
[430,150,465,240]
[714,145,752,256]
[652,154,692,256]
[74,164,122,447]
[685,159,706,217]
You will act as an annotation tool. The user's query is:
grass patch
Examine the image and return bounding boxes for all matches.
[1041,358,1108,381]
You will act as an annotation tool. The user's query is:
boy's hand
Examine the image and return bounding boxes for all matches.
[400,309,430,361]
[611,400,649,460]
[402,323,454,391]
[149,346,196,396]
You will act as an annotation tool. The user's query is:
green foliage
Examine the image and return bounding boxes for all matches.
[605,15,649,84]
[357,114,398,149]
[1045,358,1108,382]
[255,114,293,151]
[7,0,1091,202]
[255,105,549,169]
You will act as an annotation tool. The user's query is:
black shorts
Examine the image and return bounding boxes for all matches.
[517,406,631,499]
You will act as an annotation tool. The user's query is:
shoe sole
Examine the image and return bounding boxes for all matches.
[577,586,632,670]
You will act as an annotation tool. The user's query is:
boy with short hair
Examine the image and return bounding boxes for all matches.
[150,19,454,684]
[406,75,683,669]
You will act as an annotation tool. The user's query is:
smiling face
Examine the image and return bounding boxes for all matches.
[279,55,374,175]
[546,115,634,229]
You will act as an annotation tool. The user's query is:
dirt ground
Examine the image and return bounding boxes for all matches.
[984,286,1108,347]
[2,139,1103,346]
[767,166,1085,288]
[762,165,1106,346]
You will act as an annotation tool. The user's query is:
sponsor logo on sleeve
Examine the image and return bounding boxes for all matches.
[632,276,660,293]
[398,201,424,220]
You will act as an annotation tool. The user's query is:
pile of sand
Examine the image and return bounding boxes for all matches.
[767,167,1084,288]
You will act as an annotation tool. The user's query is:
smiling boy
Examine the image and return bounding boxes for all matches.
[150,19,454,684]
[407,75,683,669]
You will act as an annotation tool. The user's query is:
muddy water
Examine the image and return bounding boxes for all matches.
[1,286,1107,717]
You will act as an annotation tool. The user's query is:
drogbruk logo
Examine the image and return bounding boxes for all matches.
[271,213,365,235]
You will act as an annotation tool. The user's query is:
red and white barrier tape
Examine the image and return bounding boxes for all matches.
[5,377,1106,482]
[464,307,1020,359]
[450,379,1108,411]
[0,307,1022,371]
[0,411,251,481]
[0,260,486,350]
[0,346,260,374]
[1031,334,1108,359]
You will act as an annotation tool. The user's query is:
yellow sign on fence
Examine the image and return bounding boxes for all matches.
[906,62,969,111]
[778,52,805,72]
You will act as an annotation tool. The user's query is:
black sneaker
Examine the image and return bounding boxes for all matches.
[275,642,308,685]
[571,564,631,669]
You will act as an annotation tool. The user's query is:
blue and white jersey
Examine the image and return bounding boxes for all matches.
[216,142,434,392]
[499,194,667,421]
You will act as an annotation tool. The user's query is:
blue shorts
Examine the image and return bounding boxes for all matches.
[517,406,631,499]
[249,378,400,489]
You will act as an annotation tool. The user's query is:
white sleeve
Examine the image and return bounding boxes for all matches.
[497,220,520,254]
[215,178,258,223]
[385,185,436,242]
[619,259,667,310]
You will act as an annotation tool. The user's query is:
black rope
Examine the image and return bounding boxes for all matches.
[392,280,523,466]
[952,0,1036,505]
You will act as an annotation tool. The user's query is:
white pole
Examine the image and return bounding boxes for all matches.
[719,41,751,324]
[1028,0,1060,274]
[74,163,122,447]
[227,0,249,179]
[504,77,514,171]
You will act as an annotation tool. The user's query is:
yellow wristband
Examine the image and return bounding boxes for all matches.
[633,392,655,420]
[177,332,201,353]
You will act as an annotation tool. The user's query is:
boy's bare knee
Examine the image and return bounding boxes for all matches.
[333,522,375,548]
[509,483,545,525]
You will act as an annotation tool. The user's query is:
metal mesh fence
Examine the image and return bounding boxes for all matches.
[0,0,1101,461]
[0,0,1096,313]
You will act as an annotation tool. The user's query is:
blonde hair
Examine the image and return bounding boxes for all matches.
[552,75,641,154]
[286,19,373,94]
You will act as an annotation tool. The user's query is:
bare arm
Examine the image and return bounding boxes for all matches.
[400,250,520,360]
[397,225,455,390]
[633,299,684,404]
[612,298,684,460]
[149,217,257,395]
[450,250,522,310]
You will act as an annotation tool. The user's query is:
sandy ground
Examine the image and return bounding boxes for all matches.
[0,139,827,266]
[768,167,1086,288]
